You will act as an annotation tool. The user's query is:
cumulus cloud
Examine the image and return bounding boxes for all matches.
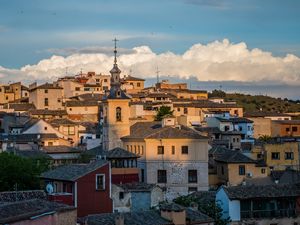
[1,39,300,86]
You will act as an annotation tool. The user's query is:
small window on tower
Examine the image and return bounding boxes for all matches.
[116,107,122,121]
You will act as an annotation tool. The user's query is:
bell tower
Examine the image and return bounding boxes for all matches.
[102,38,131,150]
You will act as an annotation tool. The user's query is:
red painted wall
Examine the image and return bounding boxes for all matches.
[76,163,113,217]
[48,193,73,206]
[112,174,139,184]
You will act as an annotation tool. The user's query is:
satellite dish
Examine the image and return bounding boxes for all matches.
[46,183,54,194]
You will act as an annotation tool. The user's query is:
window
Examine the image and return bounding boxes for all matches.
[119,192,124,199]
[257,153,263,159]
[221,166,224,175]
[44,98,49,106]
[141,146,144,155]
[224,126,230,131]
[157,146,164,155]
[75,87,80,91]
[184,108,188,114]
[69,108,72,111]
[138,145,140,155]
[234,110,238,115]
[57,99,61,103]
[188,187,197,193]
[5,96,8,100]
[292,126,298,132]
[96,79,100,82]
[48,142,53,146]
[271,152,280,160]
[116,107,121,121]
[171,146,175,155]
[44,126,48,130]
[141,169,145,182]
[188,170,197,183]
[104,79,107,82]
[261,168,266,174]
[177,108,180,112]
[157,170,167,183]
[286,127,290,132]
[285,152,294,160]
[44,89,48,93]
[233,138,236,143]
[181,146,188,154]
[96,174,105,190]
[239,126,243,131]
[137,82,141,87]
[239,165,245,175]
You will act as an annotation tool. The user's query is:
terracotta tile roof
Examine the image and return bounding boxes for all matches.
[49,118,77,126]
[41,160,108,181]
[222,183,300,200]
[29,109,67,116]
[0,133,60,142]
[122,122,207,140]
[65,100,99,107]
[214,149,256,163]
[3,103,35,111]
[70,93,104,101]
[244,111,291,118]
[173,101,239,108]
[122,75,145,81]
[29,83,63,91]
[41,145,82,154]
[86,146,139,159]
[0,199,75,224]
[86,211,172,225]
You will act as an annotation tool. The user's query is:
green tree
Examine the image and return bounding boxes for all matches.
[0,152,50,191]
[174,195,231,225]
[155,106,174,121]
[258,135,272,142]
[209,89,226,98]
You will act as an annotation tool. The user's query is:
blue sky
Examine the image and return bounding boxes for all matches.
[1,0,300,68]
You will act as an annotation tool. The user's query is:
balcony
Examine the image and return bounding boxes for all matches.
[241,209,296,219]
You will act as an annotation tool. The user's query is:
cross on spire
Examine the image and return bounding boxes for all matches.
[113,38,119,64]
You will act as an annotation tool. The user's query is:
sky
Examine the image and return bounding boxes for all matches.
[0,0,300,98]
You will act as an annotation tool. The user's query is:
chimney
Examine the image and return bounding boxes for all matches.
[115,213,124,225]
[162,115,176,127]
[160,203,186,225]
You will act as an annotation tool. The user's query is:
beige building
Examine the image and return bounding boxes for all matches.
[209,146,267,187]
[29,83,63,110]
[121,75,145,94]
[65,100,99,122]
[251,141,299,171]
[121,117,209,200]
[0,82,25,104]
[245,112,292,138]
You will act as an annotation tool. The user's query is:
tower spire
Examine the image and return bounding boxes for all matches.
[113,38,119,65]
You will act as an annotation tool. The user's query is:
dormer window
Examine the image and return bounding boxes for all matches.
[116,107,121,121]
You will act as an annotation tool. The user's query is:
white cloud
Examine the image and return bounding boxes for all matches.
[1,39,300,85]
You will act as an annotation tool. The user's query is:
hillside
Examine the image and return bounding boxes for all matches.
[208,90,300,113]
[225,93,300,113]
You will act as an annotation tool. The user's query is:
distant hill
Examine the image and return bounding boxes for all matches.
[225,93,300,113]
[209,90,300,113]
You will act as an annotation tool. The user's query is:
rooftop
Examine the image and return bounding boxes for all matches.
[213,149,256,164]
[121,122,207,140]
[222,183,300,200]
[0,199,75,224]
[41,160,108,182]
[86,211,172,225]
[65,100,99,107]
